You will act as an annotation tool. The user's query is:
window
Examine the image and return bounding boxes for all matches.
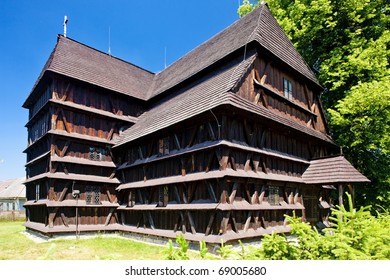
[158,137,170,156]
[268,186,280,206]
[283,78,293,100]
[35,184,40,201]
[86,186,101,205]
[89,147,108,161]
[128,190,135,207]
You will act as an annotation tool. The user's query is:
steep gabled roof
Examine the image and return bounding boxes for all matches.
[24,36,154,107]
[302,156,370,184]
[115,51,258,147]
[24,4,319,108]
[146,4,320,99]
[115,49,333,148]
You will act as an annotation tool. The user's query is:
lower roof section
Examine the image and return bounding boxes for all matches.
[24,199,119,208]
[117,200,303,212]
[302,155,370,185]
[117,169,303,191]
[25,172,119,184]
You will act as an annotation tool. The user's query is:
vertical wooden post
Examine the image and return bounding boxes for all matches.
[338,184,344,206]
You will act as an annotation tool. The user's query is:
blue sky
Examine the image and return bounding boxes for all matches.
[0,0,241,181]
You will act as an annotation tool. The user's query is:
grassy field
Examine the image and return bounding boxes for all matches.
[0,220,188,260]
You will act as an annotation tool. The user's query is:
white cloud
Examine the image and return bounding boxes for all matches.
[0,159,5,164]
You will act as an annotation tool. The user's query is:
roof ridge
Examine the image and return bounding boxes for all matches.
[57,35,155,75]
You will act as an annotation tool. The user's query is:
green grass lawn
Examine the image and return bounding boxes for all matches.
[0,220,183,260]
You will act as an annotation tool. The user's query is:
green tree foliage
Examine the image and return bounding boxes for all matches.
[238,1,389,108]
[238,0,390,209]
[328,78,390,209]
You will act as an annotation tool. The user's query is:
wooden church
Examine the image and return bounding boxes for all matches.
[23,4,369,243]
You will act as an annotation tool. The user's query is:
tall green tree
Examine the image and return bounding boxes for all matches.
[238,1,390,209]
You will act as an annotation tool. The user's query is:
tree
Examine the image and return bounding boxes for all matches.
[238,0,389,109]
[328,77,390,209]
[238,1,390,210]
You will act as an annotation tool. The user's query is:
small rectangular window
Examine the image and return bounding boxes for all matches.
[35,184,40,201]
[128,190,135,207]
[158,137,170,156]
[86,186,101,205]
[283,78,293,100]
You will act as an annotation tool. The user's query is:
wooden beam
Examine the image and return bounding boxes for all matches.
[60,140,71,157]
[207,122,216,141]
[244,211,252,232]
[182,184,188,204]
[207,182,218,203]
[339,184,344,206]
[60,213,69,227]
[61,83,71,101]
[187,126,198,147]
[174,134,181,149]
[205,151,215,173]
[188,183,196,203]
[260,157,268,174]
[260,61,270,85]
[205,213,216,236]
[104,208,115,226]
[220,181,228,204]
[260,92,268,108]
[243,180,252,202]
[187,212,196,234]
[59,108,71,133]
[244,153,253,172]
[173,185,181,203]
[254,92,261,104]
[107,127,115,141]
[259,186,266,203]
[62,163,69,175]
[251,186,260,204]
[243,120,252,146]
[260,129,267,148]
[229,154,237,171]
[220,212,230,234]
[58,187,69,201]
[48,208,57,228]
[106,190,113,203]
[303,84,312,111]
[179,211,186,234]
[229,183,239,204]
[147,211,155,230]
[220,149,230,170]
[252,154,260,173]
[230,213,238,233]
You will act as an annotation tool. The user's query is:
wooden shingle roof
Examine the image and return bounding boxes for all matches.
[25,4,319,108]
[302,156,370,184]
[115,51,258,147]
[24,35,154,107]
[115,49,333,147]
[147,4,319,99]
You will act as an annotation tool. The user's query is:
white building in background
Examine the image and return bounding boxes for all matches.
[0,177,26,212]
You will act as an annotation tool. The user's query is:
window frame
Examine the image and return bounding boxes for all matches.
[283,78,293,100]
